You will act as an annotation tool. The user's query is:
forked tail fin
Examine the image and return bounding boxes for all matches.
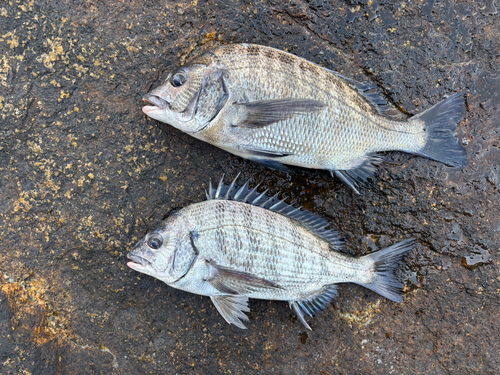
[357,239,415,303]
[413,93,468,167]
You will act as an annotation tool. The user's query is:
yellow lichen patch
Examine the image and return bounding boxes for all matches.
[120,38,141,53]
[27,139,43,153]
[18,0,34,12]
[72,63,89,75]
[0,56,12,87]
[113,216,124,227]
[337,300,382,328]
[37,38,64,69]
[41,166,61,193]
[94,230,106,240]
[59,90,70,101]
[1,31,19,49]
[80,215,95,228]
[202,31,217,44]
[32,158,64,194]
[13,191,33,213]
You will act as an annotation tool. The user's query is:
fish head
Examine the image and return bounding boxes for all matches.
[142,53,228,134]
[142,64,205,131]
[127,215,198,284]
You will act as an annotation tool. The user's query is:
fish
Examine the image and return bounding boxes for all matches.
[142,43,468,193]
[127,175,414,330]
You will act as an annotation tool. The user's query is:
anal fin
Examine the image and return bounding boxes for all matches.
[211,295,250,329]
[289,285,338,331]
[290,301,312,331]
[331,154,384,194]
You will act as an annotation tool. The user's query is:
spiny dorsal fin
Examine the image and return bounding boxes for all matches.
[206,175,343,249]
[333,73,398,118]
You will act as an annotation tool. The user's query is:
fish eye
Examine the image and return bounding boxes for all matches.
[171,72,187,87]
[147,235,163,250]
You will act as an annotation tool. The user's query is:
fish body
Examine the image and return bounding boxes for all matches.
[127,176,414,329]
[143,44,467,193]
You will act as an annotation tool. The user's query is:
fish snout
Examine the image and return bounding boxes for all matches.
[142,93,169,110]
[126,252,149,267]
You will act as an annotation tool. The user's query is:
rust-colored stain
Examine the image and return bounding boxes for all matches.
[0,273,70,345]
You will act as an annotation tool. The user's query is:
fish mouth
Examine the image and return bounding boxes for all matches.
[142,93,170,112]
[127,253,150,270]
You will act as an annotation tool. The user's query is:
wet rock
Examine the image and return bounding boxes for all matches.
[1,0,499,374]
[461,248,492,270]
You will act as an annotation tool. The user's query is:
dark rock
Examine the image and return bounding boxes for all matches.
[1,0,499,373]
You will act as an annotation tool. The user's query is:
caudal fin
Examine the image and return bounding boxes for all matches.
[413,93,468,167]
[357,239,415,303]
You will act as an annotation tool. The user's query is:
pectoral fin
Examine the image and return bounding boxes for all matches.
[241,146,292,157]
[248,157,291,172]
[240,146,293,172]
[211,295,250,329]
[231,98,325,128]
[205,260,283,294]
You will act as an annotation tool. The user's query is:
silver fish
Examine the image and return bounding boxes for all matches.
[127,176,414,330]
[142,44,467,193]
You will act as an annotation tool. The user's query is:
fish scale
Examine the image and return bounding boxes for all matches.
[142,44,466,192]
[193,201,334,283]
[225,209,319,280]
[214,47,418,155]
[127,177,415,329]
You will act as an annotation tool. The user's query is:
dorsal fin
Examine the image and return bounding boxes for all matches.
[333,73,398,117]
[206,175,343,249]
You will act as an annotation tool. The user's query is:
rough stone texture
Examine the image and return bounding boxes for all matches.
[1,0,499,374]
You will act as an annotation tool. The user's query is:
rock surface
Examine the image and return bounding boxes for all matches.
[1,0,499,373]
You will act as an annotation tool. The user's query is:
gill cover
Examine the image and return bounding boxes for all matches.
[169,231,199,282]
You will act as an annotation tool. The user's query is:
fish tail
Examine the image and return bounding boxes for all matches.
[357,239,415,303]
[413,93,468,167]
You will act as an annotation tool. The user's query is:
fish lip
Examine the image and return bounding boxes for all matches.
[142,93,170,110]
[127,253,149,267]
